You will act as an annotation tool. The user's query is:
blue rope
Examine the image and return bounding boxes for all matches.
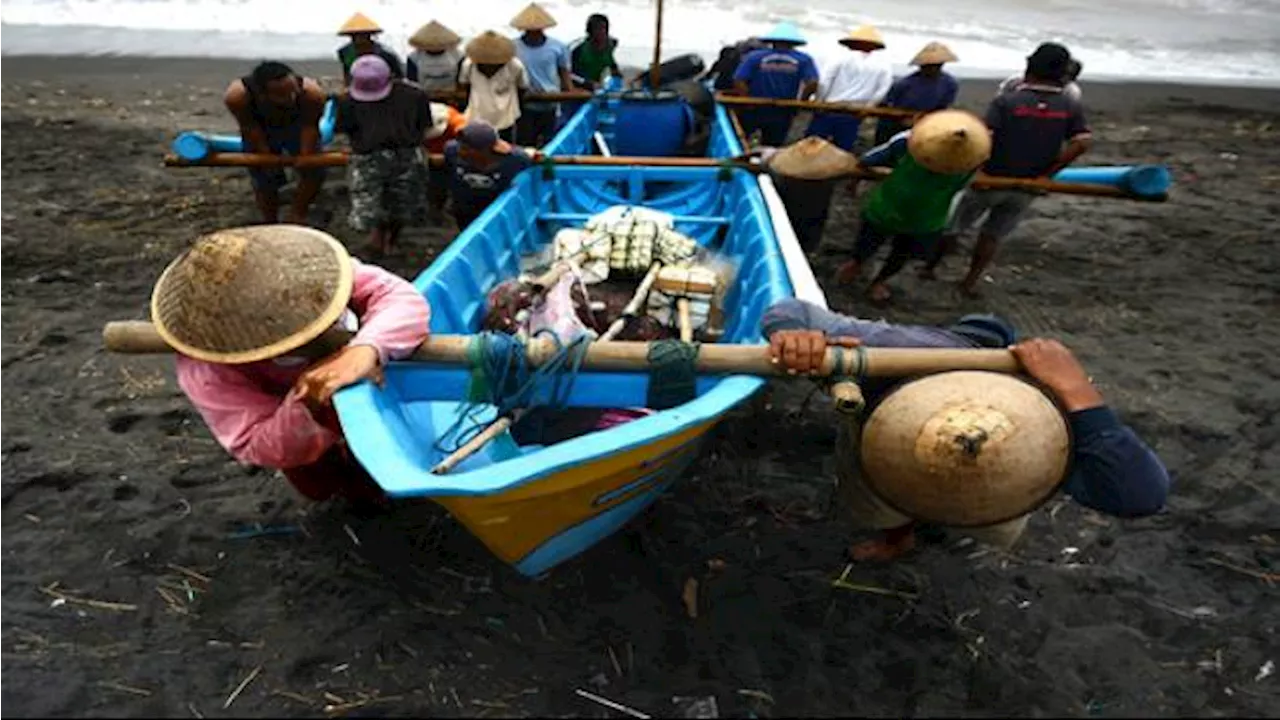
[435,330,592,455]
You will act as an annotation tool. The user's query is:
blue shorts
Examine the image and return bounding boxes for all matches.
[247,126,327,192]
[805,113,862,153]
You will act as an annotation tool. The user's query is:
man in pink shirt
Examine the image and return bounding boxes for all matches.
[150,224,430,503]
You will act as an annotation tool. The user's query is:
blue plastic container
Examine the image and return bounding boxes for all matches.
[609,90,693,157]
[1053,164,1171,198]
[171,97,338,161]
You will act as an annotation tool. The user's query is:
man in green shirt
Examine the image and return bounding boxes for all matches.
[570,14,620,90]
[836,109,991,303]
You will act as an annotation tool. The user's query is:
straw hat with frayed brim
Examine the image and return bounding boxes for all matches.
[758,21,807,46]
[410,20,461,51]
[511,2,558,31]
[466,31,517,65]
[839,25,885,50]
[859,371,1071,528]
[151,225,354,365]
[908,109,992,175]
[766,137,860,180]
[338,12,382,35]
[912,41,958,66]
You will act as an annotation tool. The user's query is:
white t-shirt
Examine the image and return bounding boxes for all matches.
[409,48,463,91]
[460,57,529,131]
[817,51,894,105]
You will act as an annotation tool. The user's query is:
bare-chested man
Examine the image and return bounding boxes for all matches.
[223,61,328,224]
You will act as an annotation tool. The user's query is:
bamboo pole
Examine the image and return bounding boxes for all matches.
[101,321,1021,377]
[715,94,916,120]
[425,89,592,104]
[650,0,665,89]
[160,152,1166,201]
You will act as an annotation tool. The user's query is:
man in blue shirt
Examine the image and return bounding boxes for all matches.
[444,122,535,231]
[732,21,819,147]
[511,2,573,148]
[762,297,1171,561]
[873,41,960,144]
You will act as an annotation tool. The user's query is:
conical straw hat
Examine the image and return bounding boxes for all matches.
[410,20,461,51]
[907,109,991,175]
[911,41,958,66]
[859,371,1071,528]
[511,2,558,31]
[338,12,382,35]
[839,25,885,50]
[758,21,807,46]
[466,31,517,65]
[766,136,861,180]
[150,225,354,365]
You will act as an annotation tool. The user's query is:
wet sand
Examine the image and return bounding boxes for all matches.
[2,56,1279,718]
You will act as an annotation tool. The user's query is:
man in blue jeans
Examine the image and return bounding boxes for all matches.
[223,61,328,224]
[762,298,1171,561]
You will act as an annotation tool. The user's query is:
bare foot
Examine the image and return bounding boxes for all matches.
[957,279,983,299]
[835,261,861,285]
[848,532,917,562]
[866,283,893,305]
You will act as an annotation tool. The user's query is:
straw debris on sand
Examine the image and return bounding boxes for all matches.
[3,57,1280,717]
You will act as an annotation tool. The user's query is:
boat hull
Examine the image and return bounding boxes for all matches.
[335,96,798,577]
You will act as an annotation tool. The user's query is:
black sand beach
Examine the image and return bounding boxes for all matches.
[2,56,1279,718]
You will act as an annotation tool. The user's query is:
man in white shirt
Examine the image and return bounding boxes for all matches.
[807,25,893,152]
[459,31,530,141]
[406,20,464,92]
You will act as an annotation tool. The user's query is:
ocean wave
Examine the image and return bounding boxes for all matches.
[2,0,1278,83]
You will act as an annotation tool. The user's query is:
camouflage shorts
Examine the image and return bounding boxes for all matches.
[347,147,429,231]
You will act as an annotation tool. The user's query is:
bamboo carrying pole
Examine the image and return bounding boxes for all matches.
[425,90,592,104]
[715,94,917,121]
[101,321,1020,377]
[160,152,1164,200]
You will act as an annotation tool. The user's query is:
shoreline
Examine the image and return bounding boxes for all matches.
[4,55,1280,119]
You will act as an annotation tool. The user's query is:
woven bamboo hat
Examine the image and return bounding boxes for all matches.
[410,20,461,51]
[150,225,354,365]
[338,12,382,35]
[511,2,557,31]
[859,371,1071,528]
[839,25,885,50]
[766,137,860,180]
[466,31,517,65]
[907,109,991,175]
[912,41,958,66]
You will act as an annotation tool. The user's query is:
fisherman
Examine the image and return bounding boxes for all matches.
[731,22,820,147]
[444,121,535,230]
[1000,56,1083,103]
[458,31,529,142]
[701,37,765,92]
[763,299,1170,561]
[835,110,989,304]
[570,14,621,91]
[158,225,431,507]
[872,41,960,145]
[807,25,892,152]
[336,12,405,86]
[510,3,573,147]
[406,20,465,92]
[922,42,1092,296]
[335,56,435,254]
[223,61,328,224]
[424,101,468,224]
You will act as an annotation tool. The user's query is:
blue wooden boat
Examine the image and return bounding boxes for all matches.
[332,94,824,577]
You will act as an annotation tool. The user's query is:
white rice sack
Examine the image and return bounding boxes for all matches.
[585,205,675,231]
[553,228,610,283]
